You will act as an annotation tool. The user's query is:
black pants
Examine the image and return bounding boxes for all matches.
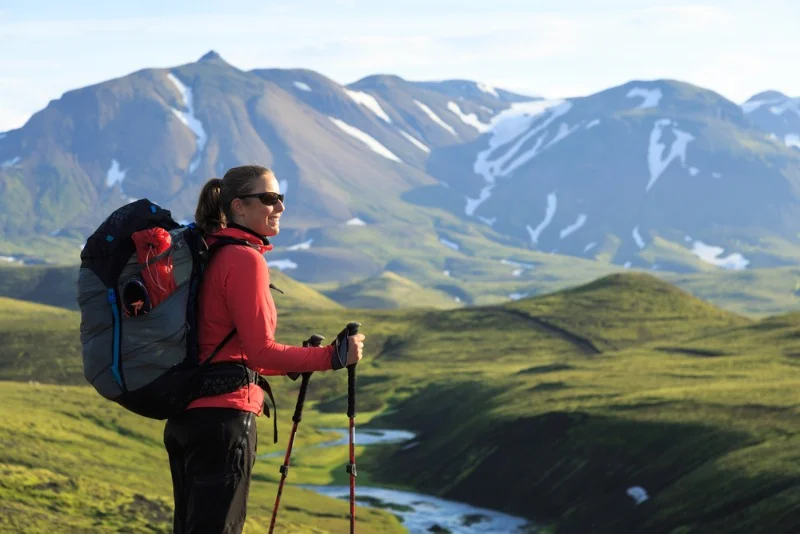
[164,408,257,534]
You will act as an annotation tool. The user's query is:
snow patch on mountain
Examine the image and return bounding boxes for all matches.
[328,117,402,162]
[167,73,207,175]
[466,99,571,216]
[559,214,587,239]
[627,87,662,109]
[293,81,312,92]
[476,82,499,97]
[769,98,800,118]
[1,156,20,168]
[439,238,460,251]
[269,259,299,271]
[399,130,430,153]
[627,487,649,505]
[741,97,783,114]
[647,119,694,191]
[691,240,749,270]
[106,159,126,188]
[447,101,491,132]
[632,226,646,249]
[526,192,557,245]
[501,258,535,276]
[414,100,457,136]
[345,89,392,123]
[503,119,579,178]
[501,259,535,269]
[288,239,313,251]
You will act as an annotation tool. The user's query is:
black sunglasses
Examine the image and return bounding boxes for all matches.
[237,192,285,206]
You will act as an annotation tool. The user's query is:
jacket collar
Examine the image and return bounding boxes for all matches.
[213,223,274,253]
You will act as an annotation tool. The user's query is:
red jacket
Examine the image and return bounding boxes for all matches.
[186,226,335,415]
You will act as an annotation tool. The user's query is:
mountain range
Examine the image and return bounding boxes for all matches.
[1,50,799,306]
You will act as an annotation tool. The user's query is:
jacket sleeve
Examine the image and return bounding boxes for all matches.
[223,247,335,374]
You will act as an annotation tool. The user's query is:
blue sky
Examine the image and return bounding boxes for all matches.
[1,0,799,131]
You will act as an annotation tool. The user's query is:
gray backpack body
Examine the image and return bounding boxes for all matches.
[77,199,254,419]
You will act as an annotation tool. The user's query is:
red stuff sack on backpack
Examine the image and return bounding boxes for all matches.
[131,227,177,309]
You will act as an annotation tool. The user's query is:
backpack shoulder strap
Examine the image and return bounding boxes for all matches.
[201,236,259,366]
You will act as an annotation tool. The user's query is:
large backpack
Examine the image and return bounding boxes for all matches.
[77,199,274,423]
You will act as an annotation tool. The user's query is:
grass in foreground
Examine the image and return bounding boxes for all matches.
[0,381,404,533]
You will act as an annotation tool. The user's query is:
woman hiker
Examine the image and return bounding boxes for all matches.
[163,164,365,533]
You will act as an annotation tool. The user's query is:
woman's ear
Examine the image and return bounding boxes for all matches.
[230,197,245,217]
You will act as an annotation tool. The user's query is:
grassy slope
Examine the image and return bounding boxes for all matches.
[3,273,800,532]
[353,276,800,533]
[322,271,460,309]
[0,382,404,533]
[0,297,83,384]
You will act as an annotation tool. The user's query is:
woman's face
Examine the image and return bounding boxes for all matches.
[231,172,285,237]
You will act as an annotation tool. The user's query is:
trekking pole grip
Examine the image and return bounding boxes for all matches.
[345,322,360,419]
[293,334,324,423]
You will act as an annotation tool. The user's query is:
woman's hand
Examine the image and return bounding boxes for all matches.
[346,333,365,366]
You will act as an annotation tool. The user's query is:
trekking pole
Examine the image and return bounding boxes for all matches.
[336,322,362,534]
[268,334,325,534]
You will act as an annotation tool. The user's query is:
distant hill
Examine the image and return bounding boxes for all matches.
[322,271,460,309]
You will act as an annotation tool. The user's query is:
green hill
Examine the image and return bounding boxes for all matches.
[322,271,460,309]
[268,269,342,310]
[505,272,750,350]
[3,273,800,533]
[0,263,78,310]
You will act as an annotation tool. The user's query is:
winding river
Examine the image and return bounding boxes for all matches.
[268,428,534,533]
